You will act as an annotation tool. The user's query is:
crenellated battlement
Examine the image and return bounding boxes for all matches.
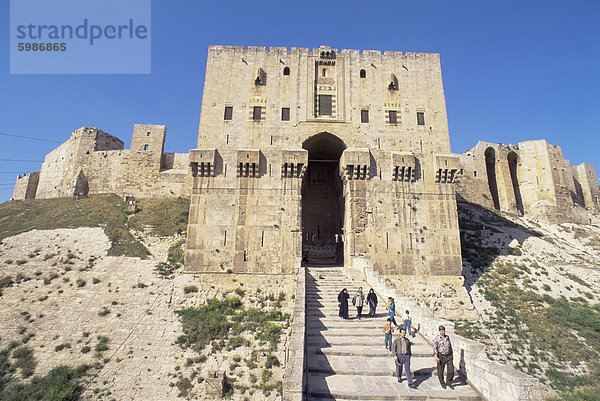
[208,44,439,60]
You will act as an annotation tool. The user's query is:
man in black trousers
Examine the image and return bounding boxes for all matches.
[433,325,454,389]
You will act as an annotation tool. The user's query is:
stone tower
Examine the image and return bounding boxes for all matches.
[184,45,462,278]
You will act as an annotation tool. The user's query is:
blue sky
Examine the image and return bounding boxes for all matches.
[1,0,599,202]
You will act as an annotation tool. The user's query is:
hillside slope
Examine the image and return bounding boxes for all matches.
[457,202,600,400]
[0,197,293,400]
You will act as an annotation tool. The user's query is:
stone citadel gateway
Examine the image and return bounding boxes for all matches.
[13,45,600,281]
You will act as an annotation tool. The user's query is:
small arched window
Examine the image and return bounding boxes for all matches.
[283,66,290,75]
[322,68,327,77]
[360,69,366,78]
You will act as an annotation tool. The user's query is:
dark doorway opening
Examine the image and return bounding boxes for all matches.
[485,147,500,210]
[301,133,346,265]
[74,170,89,198]
[507,152,524,215]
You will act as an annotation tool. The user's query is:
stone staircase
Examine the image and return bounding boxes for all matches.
[305,267,482,400]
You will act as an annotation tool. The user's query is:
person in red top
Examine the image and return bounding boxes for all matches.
[382,318,394,352]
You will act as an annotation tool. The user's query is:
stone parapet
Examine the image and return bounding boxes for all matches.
[418,316,543,401]
[283,260,306,401]
[345,257,541,400]
[345,257,475,319]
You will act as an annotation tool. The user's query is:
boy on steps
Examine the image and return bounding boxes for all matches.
[383,318,395,352]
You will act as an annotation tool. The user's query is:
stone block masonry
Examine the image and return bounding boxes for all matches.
[456,140,599,224]
[14,125,192,200]
[186,45,463,279]
[12,171,39,200]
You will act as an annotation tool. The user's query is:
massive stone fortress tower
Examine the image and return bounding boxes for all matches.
[185,45,462,277]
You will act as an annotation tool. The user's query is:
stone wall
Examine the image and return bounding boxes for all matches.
[456,139,598,224]
[345,256,541,400]
[283,264,306,401]
[345,256,476,320]
[418,316,543,401]
[12,172,39,200]
[18,125,192,200]
[575,162,600,210]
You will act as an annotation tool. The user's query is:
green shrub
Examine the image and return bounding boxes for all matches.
[54,343,70,352]
[265,355,280,368]
[95,336,109,352]
[12,346,36,377]
[175,377,192,398]
[0,363,89,401]
[80,346,91,354]
[228,335,244,349]
[0,276,14,296]
[183,285,198,294]
[98,307,111,317]
[43,273,59,285]
[76,278,86,288]
[261,368,272,383]
[15,260,27,265]
[175,298,236,351]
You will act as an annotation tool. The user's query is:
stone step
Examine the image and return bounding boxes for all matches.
[306,324,396,332]
[306,317,401,327]
[307,373,480,400]
[307,328,425,342]
[307,283,368,287]
[306,305,389,313]
[307,312,386,319]
[308,354,438,377]
[306,279,362,283]
[309,344,432,358]
[306,301,355,307]
[306,284,366,290]
[308,335,391,347]
[306,273,350,280]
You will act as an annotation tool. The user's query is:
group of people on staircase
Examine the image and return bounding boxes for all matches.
[336,287,378,319]
[337,287,456,390]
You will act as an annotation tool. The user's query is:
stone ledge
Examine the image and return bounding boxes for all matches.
[283,262,306,401]
[419,316,543,401]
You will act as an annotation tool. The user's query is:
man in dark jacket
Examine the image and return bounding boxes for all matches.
[367,288,378,317]
[392,328,415,388]
[337,288,349,319]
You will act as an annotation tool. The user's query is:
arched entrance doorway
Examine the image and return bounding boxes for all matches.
[301,132,346,265]
[485,147,500,210]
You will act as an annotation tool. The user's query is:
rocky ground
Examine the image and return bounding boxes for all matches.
[0,227,295,400]
[458,203,600,397]
[464,207,600,305]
